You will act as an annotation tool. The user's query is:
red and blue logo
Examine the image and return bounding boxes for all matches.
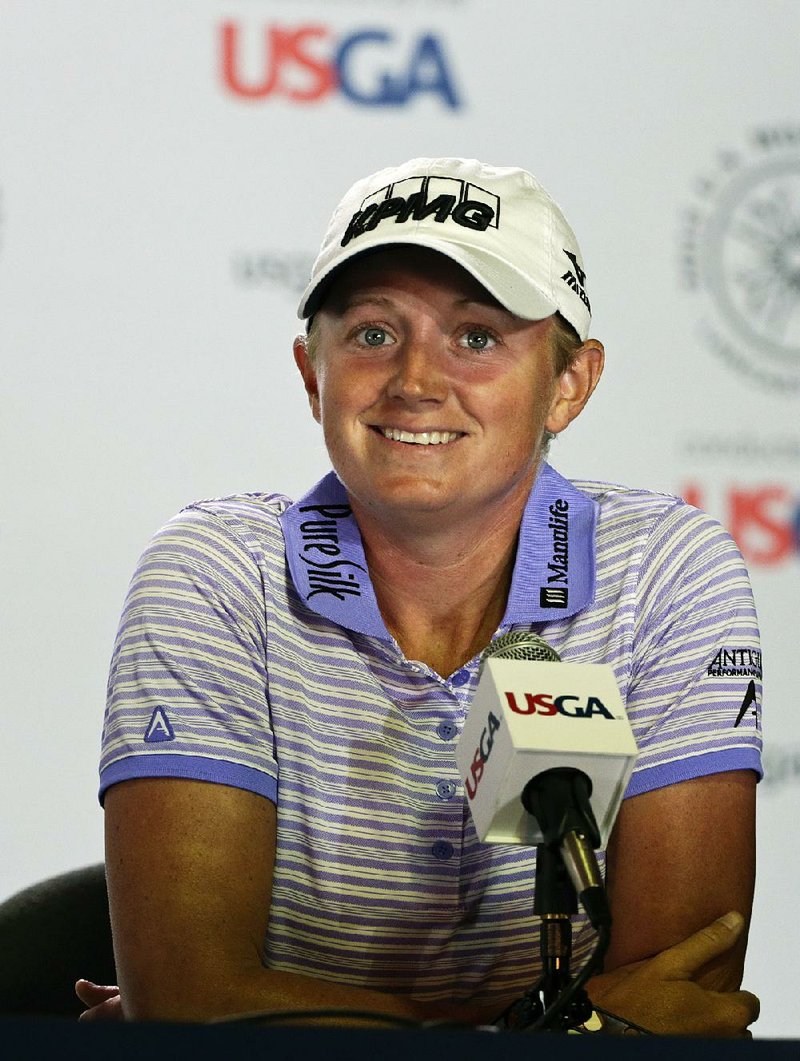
[505,692,616,719]
[683,482,800,567]
[220,22,462,108]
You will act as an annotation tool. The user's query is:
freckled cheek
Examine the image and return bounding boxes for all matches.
[322,365,383,403]
[317,386,372,448]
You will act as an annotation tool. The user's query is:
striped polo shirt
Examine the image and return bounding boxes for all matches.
[99,462,762,1009]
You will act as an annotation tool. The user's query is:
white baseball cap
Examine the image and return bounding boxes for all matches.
[297,157,591,340]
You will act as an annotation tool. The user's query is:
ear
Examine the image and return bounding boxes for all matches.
[293,335,321,424]
[545,338,605,436]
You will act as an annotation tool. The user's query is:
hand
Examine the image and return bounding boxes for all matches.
[588,911,760,1037]
[75,979,123,1021]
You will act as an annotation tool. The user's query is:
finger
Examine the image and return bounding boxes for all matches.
[733,989,761,1028]
[77,995,124,1022]
[75,979,119,998]
[702,989,761,1038]
[653,911,745,980]
[75,980,120,1006]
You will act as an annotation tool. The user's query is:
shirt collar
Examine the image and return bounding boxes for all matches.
[504,461,597,623]
[279,463,597,640]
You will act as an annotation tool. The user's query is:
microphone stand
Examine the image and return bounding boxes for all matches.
[496,843,594,1032]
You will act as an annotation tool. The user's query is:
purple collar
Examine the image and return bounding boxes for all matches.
[279,463,597,640]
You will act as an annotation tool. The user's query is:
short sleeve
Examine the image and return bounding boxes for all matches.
[625,502,763,797]
[99,505,278,804]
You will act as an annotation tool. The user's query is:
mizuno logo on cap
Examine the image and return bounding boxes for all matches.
[561,248,590,311]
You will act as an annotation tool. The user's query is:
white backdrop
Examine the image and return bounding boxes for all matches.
[1,0,798,1037]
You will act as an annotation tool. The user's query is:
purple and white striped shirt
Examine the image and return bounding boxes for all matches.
[99,463,762,1008]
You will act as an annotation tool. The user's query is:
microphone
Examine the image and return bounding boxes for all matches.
[456,631,638,928]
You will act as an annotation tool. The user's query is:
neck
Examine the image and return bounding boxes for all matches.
[351,491,531,677]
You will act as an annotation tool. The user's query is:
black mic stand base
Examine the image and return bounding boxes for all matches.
[495,844,594,1033]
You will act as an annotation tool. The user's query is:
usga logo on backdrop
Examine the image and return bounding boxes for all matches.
[220,22,462,108]
[682,481,800,567]
[678,127,800,392]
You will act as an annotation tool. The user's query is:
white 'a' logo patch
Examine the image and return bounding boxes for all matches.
[144,706,175,743]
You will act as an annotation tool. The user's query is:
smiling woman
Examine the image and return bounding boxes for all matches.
[86,158,761,1035]
[292,246,603,553]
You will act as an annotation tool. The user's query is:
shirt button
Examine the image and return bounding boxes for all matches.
[436,720,457,741]
[432,840,454,861]
[435,780,457,801]
[450,668,470,687]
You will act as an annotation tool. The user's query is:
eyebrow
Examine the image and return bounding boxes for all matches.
[334,294,396,313]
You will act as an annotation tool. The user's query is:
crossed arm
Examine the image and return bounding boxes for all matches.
[79,767,758,1034]
[589,769,758,1034]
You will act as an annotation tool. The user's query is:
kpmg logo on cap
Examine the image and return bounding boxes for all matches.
[679,127,800,392]
[220,22,462,109]
[342,174,499,247]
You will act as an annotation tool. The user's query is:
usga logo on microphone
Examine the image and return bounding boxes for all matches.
[465,693,616,799]
[505,692,616,719]
[464,711,501,801]
[457,660,637,845]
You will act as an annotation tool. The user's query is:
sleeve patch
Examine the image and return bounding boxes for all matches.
[144,707,176,743]
[707,647,762,679]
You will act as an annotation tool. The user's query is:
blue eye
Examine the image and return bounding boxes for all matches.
[462,329,496,350]
[362,326,388,347]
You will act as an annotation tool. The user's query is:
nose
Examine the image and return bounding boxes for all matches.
[385,336,448,404]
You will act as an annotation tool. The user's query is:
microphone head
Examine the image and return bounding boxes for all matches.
[481,631,561,667]
[459,640,638,847]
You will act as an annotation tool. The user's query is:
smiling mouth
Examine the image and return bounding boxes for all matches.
[376,427,463,446]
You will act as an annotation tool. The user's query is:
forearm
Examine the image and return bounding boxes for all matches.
[582,912,759,1037]
[119,958,484,1026]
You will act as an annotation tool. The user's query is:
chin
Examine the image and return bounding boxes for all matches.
[352,479,459,515]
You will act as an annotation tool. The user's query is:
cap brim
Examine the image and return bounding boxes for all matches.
[297,234,559,325]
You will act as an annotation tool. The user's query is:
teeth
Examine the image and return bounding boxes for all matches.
[380,428,460,445]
